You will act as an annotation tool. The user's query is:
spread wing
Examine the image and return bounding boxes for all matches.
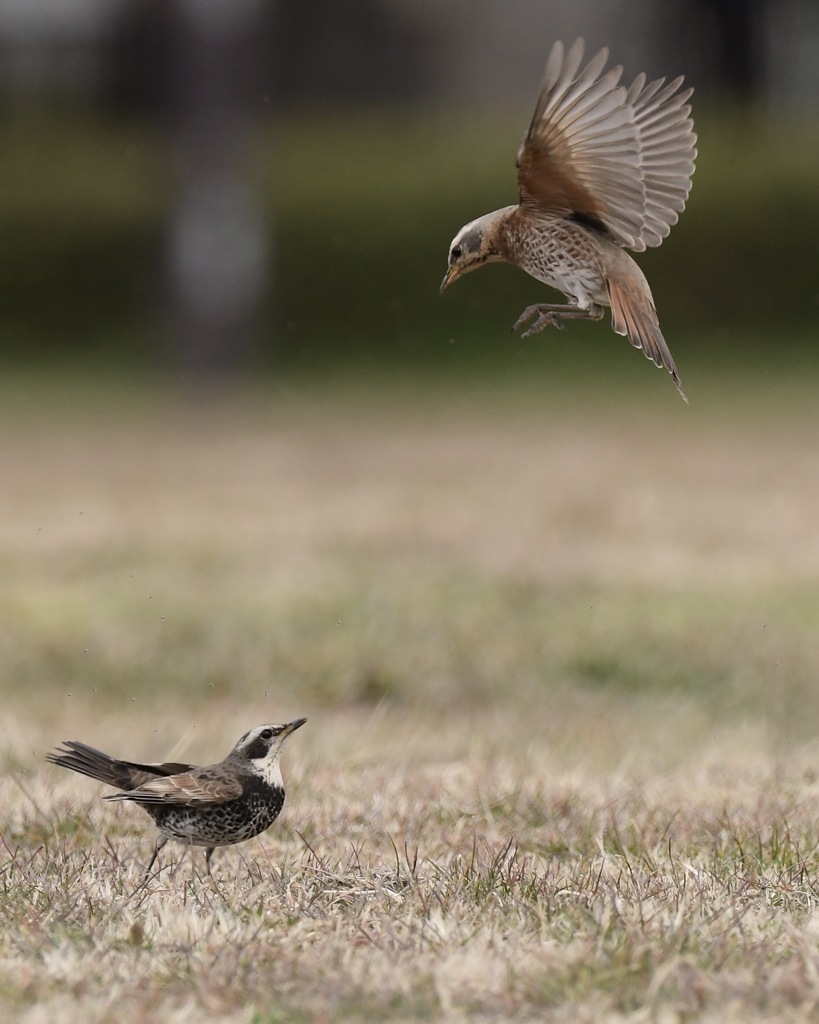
[105,765,243,806]
[517,39,696,251]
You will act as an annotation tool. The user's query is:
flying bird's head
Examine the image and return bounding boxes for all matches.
[440,208,513,292]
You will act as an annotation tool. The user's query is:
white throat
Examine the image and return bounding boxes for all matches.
[255,755,284,789]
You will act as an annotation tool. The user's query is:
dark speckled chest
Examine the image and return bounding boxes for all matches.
[140,775,286,848]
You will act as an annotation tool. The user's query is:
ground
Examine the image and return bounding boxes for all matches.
[3,363,819,1023]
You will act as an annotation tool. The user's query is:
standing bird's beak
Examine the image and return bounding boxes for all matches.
[281,718,307,737]
[440,265,460,293]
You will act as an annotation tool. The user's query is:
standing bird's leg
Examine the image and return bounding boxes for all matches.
[205,847,215,875]
[513,303,604,338]
[143,835,169,880]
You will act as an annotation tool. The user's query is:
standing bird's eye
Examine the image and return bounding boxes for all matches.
[260,728,274,740]
[450,246,462,262]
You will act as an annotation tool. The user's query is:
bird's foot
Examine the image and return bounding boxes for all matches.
[512,304,567,338]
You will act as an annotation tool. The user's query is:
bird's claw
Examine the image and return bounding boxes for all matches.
[521,315,565,339]
[512,306,566,338]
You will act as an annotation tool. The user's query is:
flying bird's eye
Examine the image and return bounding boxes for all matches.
[450,246,462,262]
[260,728,274,741]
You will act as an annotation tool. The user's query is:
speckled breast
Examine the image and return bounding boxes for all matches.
[145,778,286,848]
[503,216,610,306]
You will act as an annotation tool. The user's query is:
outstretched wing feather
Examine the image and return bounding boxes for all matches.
[517,38,696,251]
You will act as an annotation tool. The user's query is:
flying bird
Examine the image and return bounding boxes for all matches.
[46,719,306,875]
[441,39,696,399]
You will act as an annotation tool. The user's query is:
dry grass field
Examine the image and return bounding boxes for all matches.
[4,362,819,1022]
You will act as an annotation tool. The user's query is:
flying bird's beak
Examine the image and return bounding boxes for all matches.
[440,265,459,293]
[281,718,307,738]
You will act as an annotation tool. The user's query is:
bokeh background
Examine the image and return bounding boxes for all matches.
[2,0,819,752]
[1,0,817,380]
[6,7,819,1018]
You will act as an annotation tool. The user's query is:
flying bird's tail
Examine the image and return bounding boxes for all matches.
[607,273,687,402]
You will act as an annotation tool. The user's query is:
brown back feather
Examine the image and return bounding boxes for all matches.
[106,766,244,806]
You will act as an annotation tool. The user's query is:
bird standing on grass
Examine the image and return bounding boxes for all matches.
[441,39,696,400]
[46,719,306,875]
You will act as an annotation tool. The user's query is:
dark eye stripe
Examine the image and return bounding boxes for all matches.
[244,737,271,759]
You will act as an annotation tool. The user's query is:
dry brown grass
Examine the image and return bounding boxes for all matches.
[4,367,819,1022]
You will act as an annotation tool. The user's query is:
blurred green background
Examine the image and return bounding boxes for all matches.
[2,108,818,379]
[0,0,816,385]
[2,0,819,748]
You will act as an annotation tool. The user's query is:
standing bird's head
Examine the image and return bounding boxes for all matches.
[234,718,307,765]
[233,718,307,790]
[440,208,514,292]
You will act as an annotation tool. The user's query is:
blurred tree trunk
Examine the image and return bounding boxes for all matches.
[164,0,268,379]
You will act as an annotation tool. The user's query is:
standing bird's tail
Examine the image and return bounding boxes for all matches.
[607,275,687,402]
[46,741,132,788]
[46,740,193,792]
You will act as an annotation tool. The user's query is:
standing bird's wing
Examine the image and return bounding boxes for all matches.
[105,766,243,806]
[517,39,696,251]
